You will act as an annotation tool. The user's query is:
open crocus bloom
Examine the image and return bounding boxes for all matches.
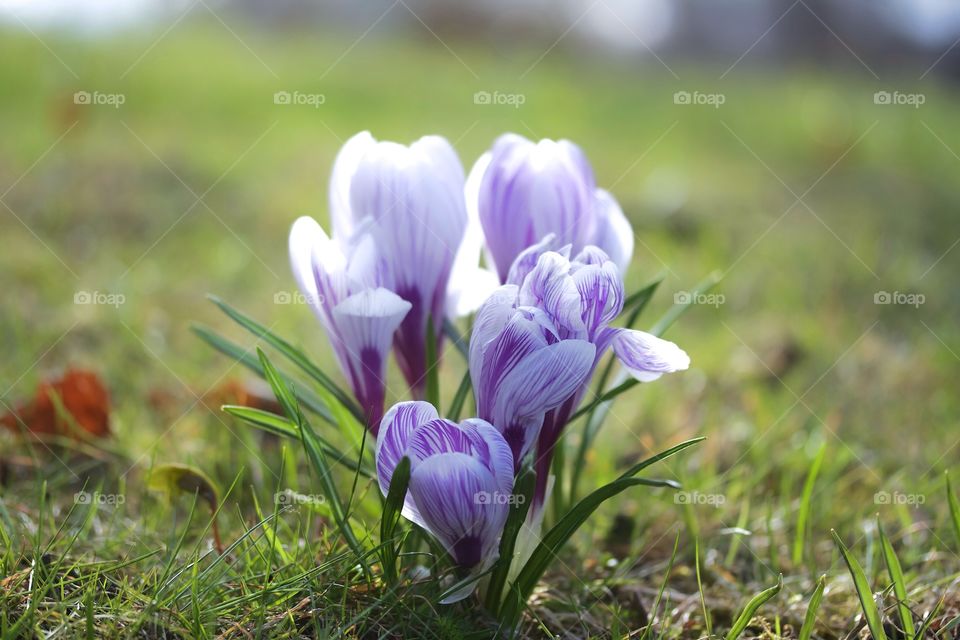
[329,132,469,397]
[462,133,634,283]
[504,236,690,510]
[376,401,514,603]
[289,216,411,432]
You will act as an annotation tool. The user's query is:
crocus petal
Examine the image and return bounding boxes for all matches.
[289,216,343,324]
[446,152,500,317]
[517,251,586,335]
[571,259,624,340]
[610,328,690,382]
[588,189,634,274]
[346,135,468,394]
[376,400,439,501]
[406,418,473,465]
[505,233,559,286]
[329,131,376,241]
[461,418,515,497]
[475,314,549,422]
[491,339,596,465]
[408,453,509,582]
[468,284,519,389]
[331,288,412,429]
[476,134,594,282]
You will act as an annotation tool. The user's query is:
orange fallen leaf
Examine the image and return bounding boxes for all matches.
[1,368,110,438]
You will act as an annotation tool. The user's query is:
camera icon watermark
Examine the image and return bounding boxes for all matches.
[475,491,525,505]
[274,489,326,506]
[874,291,924,308]
[74,290,125,308]
[273,290,323,305]
[75,491,125,506]
[673,90,725,109]
[674,491,725,507]
[73,91,125,109]
[473,90,525,108]
[874,490,925,506]
[273,91,325,108]
[674,290,725,308]
[873,90,925,108]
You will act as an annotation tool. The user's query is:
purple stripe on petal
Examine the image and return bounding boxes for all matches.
[475,314,548,421]
[375,400,439,527]
[491,339,595,465]
[406,418,472,465]
[461,418,515,497]
[611,328,691,382]
[517,251,586,335]
[571,260,624,340]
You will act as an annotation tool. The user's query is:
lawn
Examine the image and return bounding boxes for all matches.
[1,18,959,638]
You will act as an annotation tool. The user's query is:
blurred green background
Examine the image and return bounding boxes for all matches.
[1,4,959,633]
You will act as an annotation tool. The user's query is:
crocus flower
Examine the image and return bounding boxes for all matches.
[468,283,597,469]
[376,401,514,602]
[463,133,634,283]
[505,237,690,510]
[329,132,469,397]
[289,216,411,432]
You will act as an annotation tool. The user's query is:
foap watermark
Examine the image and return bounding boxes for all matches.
[75,491,125,506]
[674,290,725,308]
[475,491,524,505]
[874,290,924,308]
[74,290,125,308]
[275,489,326,506]
[274,290,323,306]
[673,90,725,108]
[674,491,725,507]
[73,90,125,109]
[473,90,525,108]
[274,90,325,108]
[873,90,925,108]
[874,490,925,506]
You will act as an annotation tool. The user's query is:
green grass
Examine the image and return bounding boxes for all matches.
[2,17,960,638]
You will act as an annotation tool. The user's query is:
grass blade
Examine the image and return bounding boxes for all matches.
[193,324,333,421]
[792,441,826,566]
[485,464,536,614]
[878,520,915,638]
[425,315,440,409]
[221,405,372,477]
[725,574,782,640]
[257,348,369,567]
[379,457,410,586]
[500,476,681,627]
[447,370,472,422]
[946,471,960,550]
[798,575,827,640]
[832,529,887,640]
[208,295,364,423]
[695,537,712,636]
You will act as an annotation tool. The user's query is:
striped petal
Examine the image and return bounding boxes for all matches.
[375,400,439,527]
[408,452,510,597]
[331,288,412,430]
[609,328,690,382]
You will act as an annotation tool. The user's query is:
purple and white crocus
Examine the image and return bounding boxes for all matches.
[472,236,690,511]
[376,401,514,602]
[463,133,635,283]
[290,132,470,428]
[329,132,468,397]
[290,217,410,432]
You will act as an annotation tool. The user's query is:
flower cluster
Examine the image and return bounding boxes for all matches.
[290,131,690,601]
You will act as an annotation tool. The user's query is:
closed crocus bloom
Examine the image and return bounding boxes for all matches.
[376,401,514,603]
[289,216,411,433]
[466,133,634,283]
[329,132,468,397]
